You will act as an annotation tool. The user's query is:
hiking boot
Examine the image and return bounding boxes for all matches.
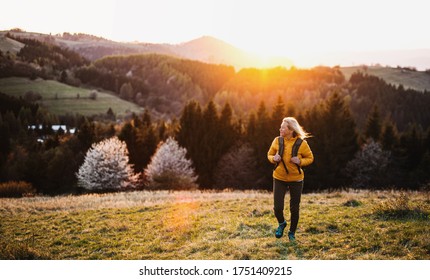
[288,231,296,242]
[275,221,287,238]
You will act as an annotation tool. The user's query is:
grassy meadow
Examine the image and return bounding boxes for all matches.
[0,77,143,117]
[0,190,429,260]
[340,66,430,92]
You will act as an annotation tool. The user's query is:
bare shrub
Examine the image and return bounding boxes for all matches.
[345,140,391,188]
[213,142,258,189]
[0,181,35,198]
[373,192,429,220]
[89,90,97,100]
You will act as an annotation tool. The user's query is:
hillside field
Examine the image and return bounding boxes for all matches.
[0,77,144,117]
[1,190,429,260]
[0,35,24,54]
[340,66,430,92]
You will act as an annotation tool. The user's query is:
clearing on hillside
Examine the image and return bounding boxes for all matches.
[340,66,430,92]
[0,77,144,117]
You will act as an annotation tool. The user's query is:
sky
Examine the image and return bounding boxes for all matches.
[1,0,429,68]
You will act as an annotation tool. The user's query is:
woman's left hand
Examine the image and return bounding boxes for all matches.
[290,157,300,165]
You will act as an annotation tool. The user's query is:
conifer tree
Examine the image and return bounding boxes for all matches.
[412,150,430,186]
[77,118,95,151]
[136,122,158,170]
[300,105,324,190]
[319,92,359,187]
[0,115,10,161]
[144,137,197,190]
[271,95,285,130]
[118,122,138,171]
[253,101,271,154]
[218,103,239,158]
[400,125,423,171]
[199,101,220,187]
[365,105,382,141]
[381,121,399,151]
[177,100,204,182]
[246,113,257,139]
[424,128,430,153]
[250,101,274,188]
[177,100,203,156]
[142,110,151,126]
[119,113,158,173]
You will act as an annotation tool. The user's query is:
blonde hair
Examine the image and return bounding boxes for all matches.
[282,117,311,139]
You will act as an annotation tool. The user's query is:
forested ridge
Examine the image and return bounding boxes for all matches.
[1,34,430,195]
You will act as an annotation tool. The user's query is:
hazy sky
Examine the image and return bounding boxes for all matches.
[2,0,429,59]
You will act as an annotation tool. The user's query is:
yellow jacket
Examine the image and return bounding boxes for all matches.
[267,136,314,182]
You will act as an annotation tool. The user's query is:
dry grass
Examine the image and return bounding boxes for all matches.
[373,192,429,220]
[0,190,263,214]
[1,190,429,260]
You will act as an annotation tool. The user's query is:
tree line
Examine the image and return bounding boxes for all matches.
[1,89,429,195]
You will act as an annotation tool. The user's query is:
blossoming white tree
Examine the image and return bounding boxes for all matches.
[77,137,139,191]
[144,137,198,190]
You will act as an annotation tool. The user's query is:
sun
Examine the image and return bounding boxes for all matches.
[213,1,312,65]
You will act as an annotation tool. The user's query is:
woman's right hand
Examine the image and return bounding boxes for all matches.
[273,153,281,162]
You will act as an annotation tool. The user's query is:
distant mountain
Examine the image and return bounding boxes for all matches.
[0,30,293,69]
[174,36,294,69]
[175,36,251,67]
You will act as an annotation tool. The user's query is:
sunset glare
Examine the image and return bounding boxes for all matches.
[1,0,429,68]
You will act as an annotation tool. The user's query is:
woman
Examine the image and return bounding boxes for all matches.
[267,117,314,241]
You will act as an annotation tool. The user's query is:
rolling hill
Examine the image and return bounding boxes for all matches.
[340,66,430,92]
[0,34,25,54]
[0,77,144,117]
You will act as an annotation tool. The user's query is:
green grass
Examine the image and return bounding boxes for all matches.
[0,190,429,260]
[0,77,144,117]
[340,66,430,92]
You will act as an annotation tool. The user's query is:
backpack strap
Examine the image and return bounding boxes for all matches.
[273,136,282,170]
[274,136,289,173]
[292,138,303,174]
[278,136,284,158]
